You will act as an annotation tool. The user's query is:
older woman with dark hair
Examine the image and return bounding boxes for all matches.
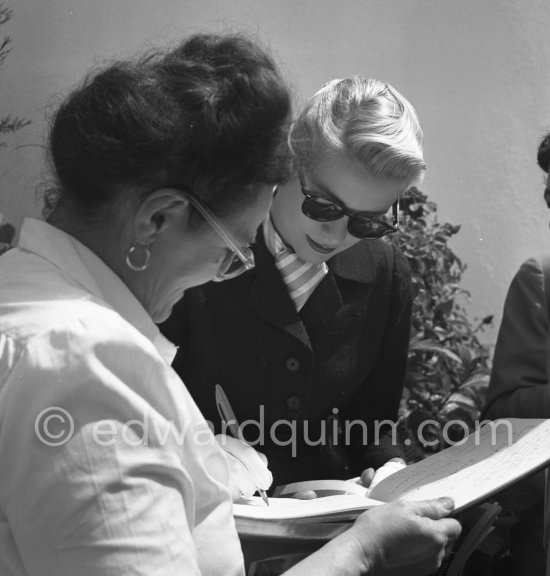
[0,33,459,576]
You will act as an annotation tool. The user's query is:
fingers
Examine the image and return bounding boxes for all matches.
[349,498,463,576]
[410,497,456,520]
[292,490,318,500]
[216,433,273,496]
[360,468,375,488]
[436,518,462,564]
[443,531,458,558]
[256,451,268,466]
[388,457,406,465]
[227,480,243,502]
[216,434,273,491]
[226,454,257,497]
[359,459,406,489]
[368,460,408,492]
[435,517,463,543]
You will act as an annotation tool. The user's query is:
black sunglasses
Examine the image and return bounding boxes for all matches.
[298,170,400,240]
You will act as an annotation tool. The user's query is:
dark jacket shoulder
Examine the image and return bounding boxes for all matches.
[330,238,409,284]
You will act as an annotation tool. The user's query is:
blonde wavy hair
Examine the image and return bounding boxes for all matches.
[290,76,425,186]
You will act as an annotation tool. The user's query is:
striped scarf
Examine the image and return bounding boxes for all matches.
[263,217,328,311]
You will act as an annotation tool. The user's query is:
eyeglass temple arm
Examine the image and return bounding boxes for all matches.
[188,197,250,263]
[392,198,400,228]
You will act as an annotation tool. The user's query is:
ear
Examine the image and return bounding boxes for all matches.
[133,188,191,245]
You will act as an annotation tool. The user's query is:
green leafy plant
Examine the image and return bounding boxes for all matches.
[388,189,493,460]
[0,3,28,251]
[0,3,30,144]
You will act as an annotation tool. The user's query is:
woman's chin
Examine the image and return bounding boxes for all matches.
[148,271,219,323]
[150,293,184,324]
[296,244,331,264]
[151,306,172,324]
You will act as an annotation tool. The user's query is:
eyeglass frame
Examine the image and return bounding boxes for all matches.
[186,194,256,282]
[298,169,400,240]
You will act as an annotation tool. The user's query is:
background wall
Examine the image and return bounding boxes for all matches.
[2,0,550,345]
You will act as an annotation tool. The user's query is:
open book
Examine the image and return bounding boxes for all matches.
[234,418,550,525]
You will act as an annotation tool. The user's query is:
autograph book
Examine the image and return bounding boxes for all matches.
[236,419,550,575]
[234,418,550,527]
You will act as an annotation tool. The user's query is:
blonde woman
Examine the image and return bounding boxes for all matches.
[163,77,424,485]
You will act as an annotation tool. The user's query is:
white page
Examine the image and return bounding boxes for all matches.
[369,418,550,511]
[233,493,383,521]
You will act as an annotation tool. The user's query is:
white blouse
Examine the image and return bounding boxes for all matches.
[0,218,244,576]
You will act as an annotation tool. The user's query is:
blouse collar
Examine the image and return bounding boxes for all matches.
[17,218,177,365]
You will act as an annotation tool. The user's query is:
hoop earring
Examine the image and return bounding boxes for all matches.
[126,243,151,272]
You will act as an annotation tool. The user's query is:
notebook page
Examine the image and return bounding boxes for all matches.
[233,493,383,521]
[369,418,550,511]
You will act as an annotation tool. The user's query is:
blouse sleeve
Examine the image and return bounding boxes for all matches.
[0,314,240,576]
[484,257,550,419]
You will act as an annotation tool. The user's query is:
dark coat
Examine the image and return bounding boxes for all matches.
[161,233,412,485]
[484,256,550,420]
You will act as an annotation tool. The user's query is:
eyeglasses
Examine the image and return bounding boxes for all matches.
[187,195,255,282]
[298,170,400,240]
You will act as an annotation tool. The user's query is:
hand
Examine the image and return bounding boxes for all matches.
[291,489,319,500]
[215,434,273,501]
[292,458,407,501]
[360,458,406,490]
[348,497,462,576]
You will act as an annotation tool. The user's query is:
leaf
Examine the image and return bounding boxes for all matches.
[444,391,478,409]
[389,188,492,454]
[410,343,463,365]
[460,373,490,390]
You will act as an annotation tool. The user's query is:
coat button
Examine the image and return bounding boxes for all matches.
[286,396,301,410]
[285,357,300,372]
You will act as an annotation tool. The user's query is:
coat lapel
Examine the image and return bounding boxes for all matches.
[300,269,344,328]
[247,234,380,341]
[301,240,380,328]
[248,233,312,348]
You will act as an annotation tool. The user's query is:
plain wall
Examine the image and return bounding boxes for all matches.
[2,0,550,345]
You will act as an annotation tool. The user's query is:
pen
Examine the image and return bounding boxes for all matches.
[215,384,269,506]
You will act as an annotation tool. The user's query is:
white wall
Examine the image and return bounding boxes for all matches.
[2,0,550,344]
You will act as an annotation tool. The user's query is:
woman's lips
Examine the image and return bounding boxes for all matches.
[306,235,337,254]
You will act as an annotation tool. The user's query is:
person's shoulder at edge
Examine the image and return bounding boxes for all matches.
[501,255,547,310]
[329,238,408,284]
[515,254,547,281]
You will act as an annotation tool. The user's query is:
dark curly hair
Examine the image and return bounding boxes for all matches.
[537,132,550,174]
[46,33,292,221]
